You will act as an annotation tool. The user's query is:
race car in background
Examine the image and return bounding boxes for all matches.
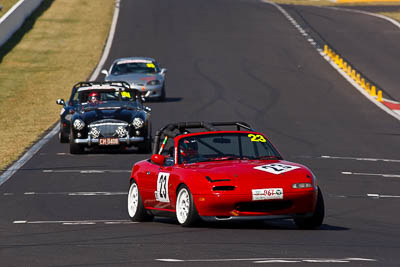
[101,57,167,101]
[127,122,325,229]
[56,81,152,154]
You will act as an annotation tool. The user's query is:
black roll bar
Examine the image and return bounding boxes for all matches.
[152,121,255,154]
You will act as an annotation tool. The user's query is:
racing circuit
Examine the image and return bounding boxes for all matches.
[1,0,400,265]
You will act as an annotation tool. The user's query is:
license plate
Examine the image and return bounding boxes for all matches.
[252,188,283,201]
[99,138,119,146]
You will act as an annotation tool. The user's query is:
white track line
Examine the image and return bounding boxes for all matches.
[261,0,400,122]
[89,0,120,81]
[321,155,400,163]
[0,0,120,188]
[42,169,131,173]
[330,193,400,199]
[156,257,376,263]
[13,219,137,225]
[342,171,400,178]
[15,191,126,196]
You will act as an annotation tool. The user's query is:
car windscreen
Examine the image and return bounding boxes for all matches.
[111,62,159,75]
[71,89,139,105]
[177,133,282,164]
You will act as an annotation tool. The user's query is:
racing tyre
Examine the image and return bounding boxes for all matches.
[176,185,200,227]
[294,186,325,229]
[69,139,84,154]
[137,139,152,154]
[59,130,69,143]
[158,85,166,101]
[127,180,153,222]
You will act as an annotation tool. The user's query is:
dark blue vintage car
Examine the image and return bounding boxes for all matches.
[56,81,152,154]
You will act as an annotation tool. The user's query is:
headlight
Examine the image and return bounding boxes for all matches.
[132,118,144,129]
[292,183,313,189]
[147,80,160,86]
[73,119,85,130]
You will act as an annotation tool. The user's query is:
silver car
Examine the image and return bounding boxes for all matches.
[101,57,167,101]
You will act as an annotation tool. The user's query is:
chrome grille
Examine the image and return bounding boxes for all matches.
[89,119,128,138]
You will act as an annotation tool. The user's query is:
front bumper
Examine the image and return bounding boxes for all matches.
[73,136,144,146]
[193,190,317,217]
[131,85,163,98]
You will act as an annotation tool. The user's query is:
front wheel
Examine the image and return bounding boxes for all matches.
[176,185,200,227]
[69,140,84,154]
[127,180,153,222]
[158,85,166,101]
[294,186,325,229]
[137,138,152,154]
[59,130,69,143]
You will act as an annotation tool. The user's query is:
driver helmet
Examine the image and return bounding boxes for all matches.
[180,138,199,159]
[89,92,99,103]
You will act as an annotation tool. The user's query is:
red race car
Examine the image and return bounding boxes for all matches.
[127,122,324,229]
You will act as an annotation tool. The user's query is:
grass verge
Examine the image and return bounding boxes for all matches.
[0,0,20,17]
[0,0,114,170]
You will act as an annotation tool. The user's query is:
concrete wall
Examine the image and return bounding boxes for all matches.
[0,0,44,47]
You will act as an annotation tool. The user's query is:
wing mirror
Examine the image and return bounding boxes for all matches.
[160,68,167,75]
[101,69,109,76]
[151,154,165,165]
[56,99,65,105]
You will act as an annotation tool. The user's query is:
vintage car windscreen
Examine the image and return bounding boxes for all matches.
[178,133,282,164]
[111,62,159,75]
[71,89,139,106]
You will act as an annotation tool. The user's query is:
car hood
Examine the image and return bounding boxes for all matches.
[105,73,164,85]
[182,160,312,182]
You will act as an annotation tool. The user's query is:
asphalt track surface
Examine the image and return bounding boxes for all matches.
[284,4,400,101]
[1,0,400,266]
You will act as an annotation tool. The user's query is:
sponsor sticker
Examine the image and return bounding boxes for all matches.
[254,163,299,175]
[155,172,170,203]
[252,188,283,200]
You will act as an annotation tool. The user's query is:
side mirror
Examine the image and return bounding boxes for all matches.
[151,154,165,165]
[101,69,109,76]
[160,68,167,75]
[56,99,65,105]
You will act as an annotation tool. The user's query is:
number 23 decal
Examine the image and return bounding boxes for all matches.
[155,172,170,203]
[248,134,266,142]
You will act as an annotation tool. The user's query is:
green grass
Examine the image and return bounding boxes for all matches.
[0,0,114,170]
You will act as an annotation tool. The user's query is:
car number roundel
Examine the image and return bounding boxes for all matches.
[254,163,299,174]
[155,172,170,203]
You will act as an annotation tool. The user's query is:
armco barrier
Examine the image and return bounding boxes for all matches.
[0,0,44,47]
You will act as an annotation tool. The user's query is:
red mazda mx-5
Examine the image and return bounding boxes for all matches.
[127,122,324,229]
